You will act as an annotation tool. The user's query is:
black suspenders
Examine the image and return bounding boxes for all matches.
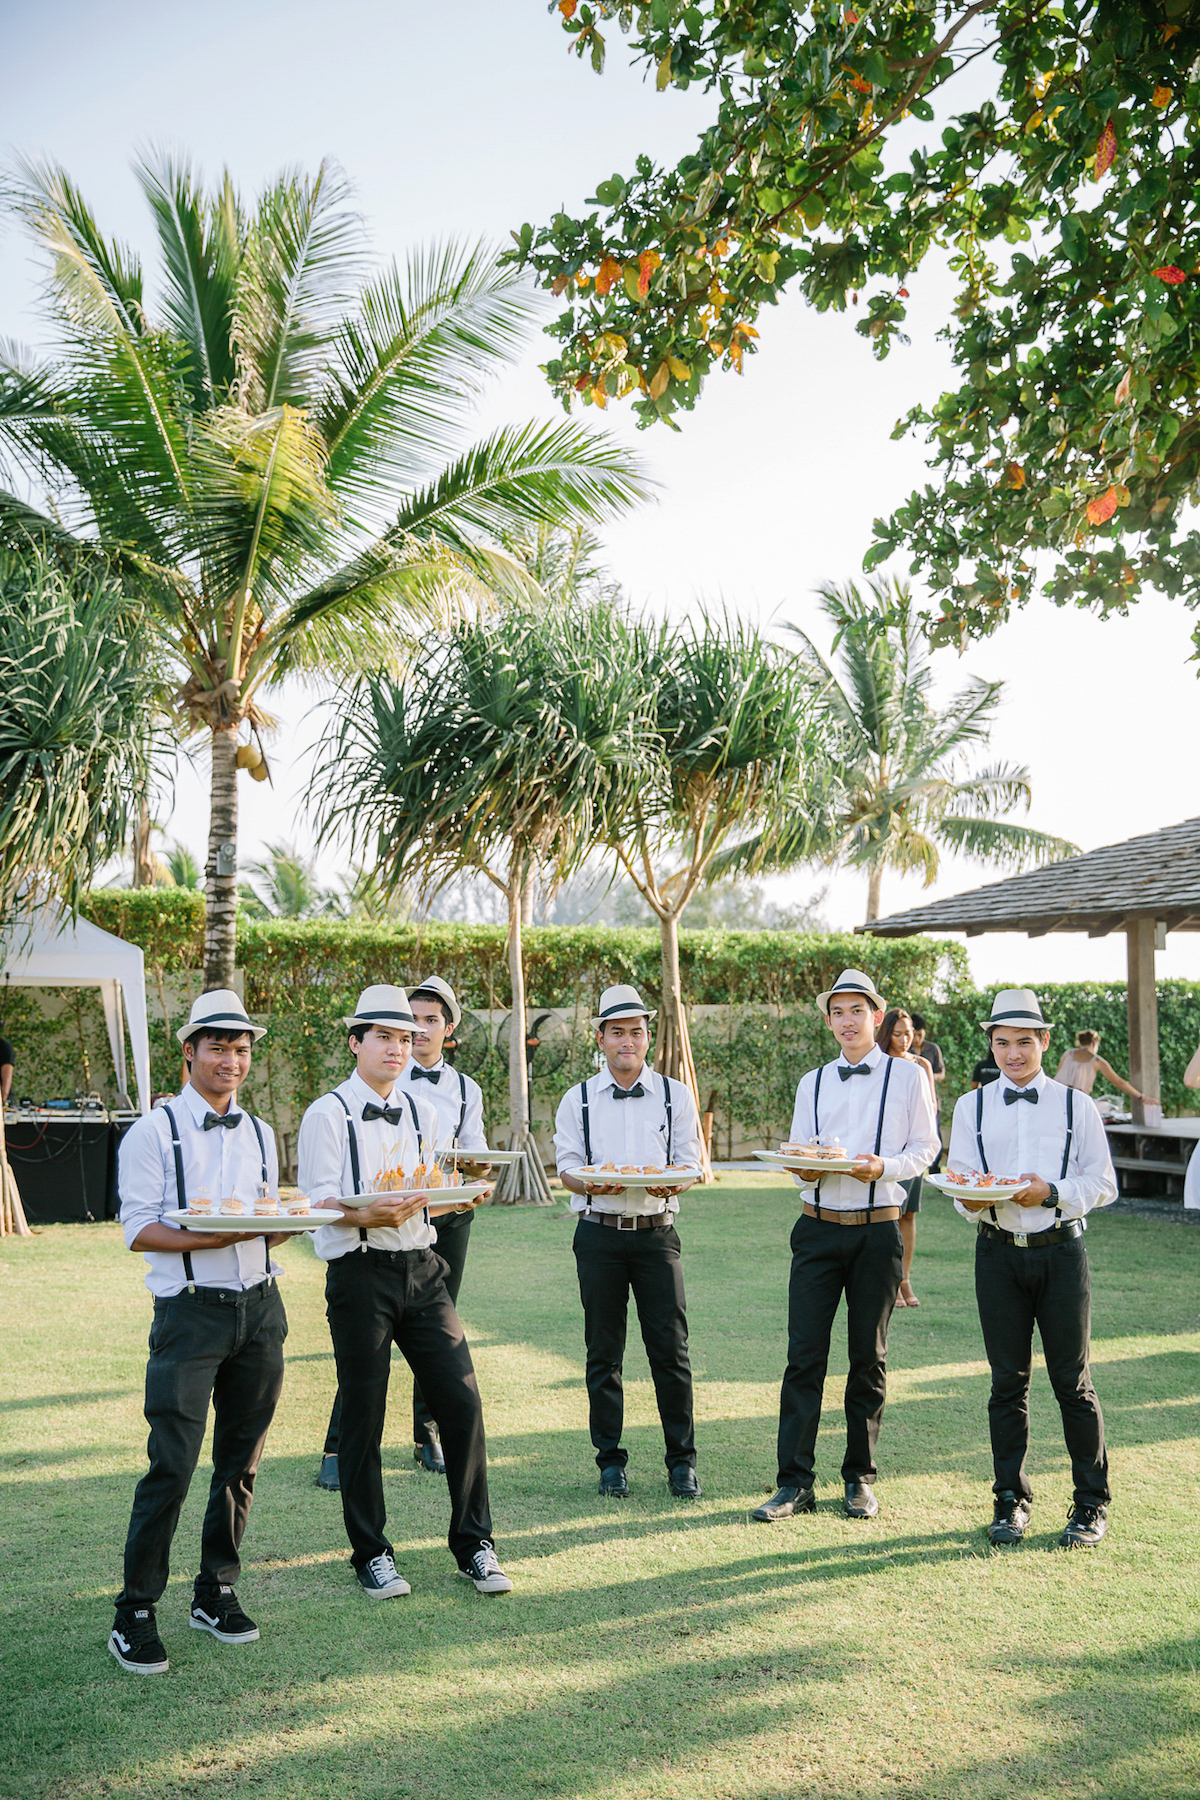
[456,1070,469,1142]
[976,1084,1073,1225]
[335,1089,425,1247]
[578,1074,674,1170]
[810,1059,891,1216]
[163,1103,270,1288]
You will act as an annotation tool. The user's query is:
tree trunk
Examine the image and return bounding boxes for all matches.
[654,908,712,1180]
[520,876,535,928]
[865,861,884,923]
[132,799,154,889]
[204,725,240,989]
[494,862,553,1205]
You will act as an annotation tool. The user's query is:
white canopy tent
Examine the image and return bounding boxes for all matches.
[1,908,152,1114]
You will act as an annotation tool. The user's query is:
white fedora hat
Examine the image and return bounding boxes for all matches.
[980,988,1054,1033]
[408,974,462,1030]
[814,967,886,1015]
[176,988,265,1044]
[591,983,656,1029]
[343,983,416,1030]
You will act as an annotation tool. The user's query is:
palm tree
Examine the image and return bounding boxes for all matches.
[723,578,1077,920]
[0,548,161,912]
[0,152,651,985]
[315,597,655,1201]
[238,840,337,919]
[607,613,820,1161]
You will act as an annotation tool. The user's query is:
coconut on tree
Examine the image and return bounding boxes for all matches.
[0,152,651,985]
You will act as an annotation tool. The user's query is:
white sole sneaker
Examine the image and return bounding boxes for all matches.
[358,1575,411,1599]
[189,1611,260,1642]
[108,1632,169,1675]
[457,1567,514,1595]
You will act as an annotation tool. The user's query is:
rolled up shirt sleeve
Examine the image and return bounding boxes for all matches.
[118,1114,173,1249]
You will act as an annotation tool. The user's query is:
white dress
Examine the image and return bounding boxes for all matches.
[1185,1140,1200,1209]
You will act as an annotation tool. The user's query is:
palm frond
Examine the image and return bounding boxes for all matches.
[136,148,241,405]
[933,815,1079,867]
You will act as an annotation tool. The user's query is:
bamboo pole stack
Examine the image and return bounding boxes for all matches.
[0,1108,31,1236]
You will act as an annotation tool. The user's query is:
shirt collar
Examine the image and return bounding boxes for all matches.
[836,1043,883,1075]
[606,1063,651,1095]
[999,1069,1048,1103]
[178,1081,240,1125]
[345,1068,395,1108]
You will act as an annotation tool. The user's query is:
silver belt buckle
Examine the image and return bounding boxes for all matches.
[617,1213,636,1231]
[1014,1231,1028,1248]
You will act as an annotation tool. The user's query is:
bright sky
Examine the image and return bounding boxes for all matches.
[6,0,1199,993]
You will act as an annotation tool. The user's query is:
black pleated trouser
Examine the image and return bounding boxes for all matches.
[321,1210,474,1455]
[572,1217,696,1471]
[776,1211,903,1488]
[325,1246,492,1568]
[974,1228,1110,1507]
[118,1279,287,1607]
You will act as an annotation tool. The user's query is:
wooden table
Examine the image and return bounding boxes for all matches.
[1103,1117,1200,1202]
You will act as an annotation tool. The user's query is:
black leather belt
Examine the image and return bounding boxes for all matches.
[978,1218,1083,1248]
[581,1210,671,1231]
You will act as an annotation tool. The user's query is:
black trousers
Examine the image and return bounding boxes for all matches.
[322,1212,474,1454]
[975,1229,1110,1507]
[325,1247,492,1567]
[571,1218,695,1471]
[118,1280,287,1608]
[776,1212,902,1488]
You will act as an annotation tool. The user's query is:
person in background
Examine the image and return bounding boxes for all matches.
[948,989,1117,1551]
[0,1031,13,1104]
[109,990,288,1675]
[910,1013,945,1171]
[1182,1029,1200,1211]
[877,1007,935,1309]
[971,1046,1001,1089]
[1053,1030,1158,1111]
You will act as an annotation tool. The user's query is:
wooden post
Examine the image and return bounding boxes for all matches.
[1126,917,1163,1129]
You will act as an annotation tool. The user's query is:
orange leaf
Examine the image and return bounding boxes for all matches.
[591,380,608,410]
[637,249,662,297]
[1114,369,1131,403]
[845,8,859,20]
[648,360,670,401]
[1152,264,1186,285]
[850,74,871,93]
[1006,462,1025,490]
[1095,119,1117,178]
[897,286,909,297]
[559,0,577,15]
[595,256,623,298]
[1086,487,1119,526]
[1162,22,1180,40]
[551,274,569,297]
[1152,85,1172,108]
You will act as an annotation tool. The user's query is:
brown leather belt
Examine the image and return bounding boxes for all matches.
[582,1209,671,1231]
[802,1203,902,1227]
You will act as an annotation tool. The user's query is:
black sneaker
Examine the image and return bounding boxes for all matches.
[109,1605,169,1675]
[1059,1502,1109,1549]
[988,1490,1032,1546]
[457,1542,514,1595]
[357,1552,411,1599]
[189,1585,260,1643]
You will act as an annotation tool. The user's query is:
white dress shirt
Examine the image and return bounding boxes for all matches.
[947,1069,1117,1233]
[299,1070,442,1261]
[554,1065,705,1216]
[788,1045,939,1212]
[118,1082,282,1296]
[398,1057,487,1154]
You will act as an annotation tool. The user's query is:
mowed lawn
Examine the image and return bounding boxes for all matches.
[3,1177,1200,1800]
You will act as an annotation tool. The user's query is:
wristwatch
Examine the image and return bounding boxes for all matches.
[1040,1183,1060,1209]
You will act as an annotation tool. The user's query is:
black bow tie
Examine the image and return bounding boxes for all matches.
[1004,1086,1038,1105]
[362,1103,404,1125]
[611,1083,645,1100]
[410,1066,441,1084]
[203,1110,242,1131]
[839,1063,871,1081]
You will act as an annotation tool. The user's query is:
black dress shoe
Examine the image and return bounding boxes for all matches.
[751,1484,816,1522]
[1059,1502,1108,1549]
[988,1489,1032,1546]
[598,1464,629,1498]
[415,1440,446,1475]
[316,1453,340,1491]
[669,1465,702,1500]
[844,1480,878,1518]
